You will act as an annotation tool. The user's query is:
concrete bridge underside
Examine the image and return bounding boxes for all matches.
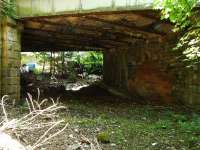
[1,8,200,105]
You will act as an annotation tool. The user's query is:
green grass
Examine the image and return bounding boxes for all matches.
[62,100,200,150]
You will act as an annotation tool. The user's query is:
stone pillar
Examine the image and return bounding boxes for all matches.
[103,49,128,90]
[0,17,21,100]
[173,65,200,105]
[0,18,2,98]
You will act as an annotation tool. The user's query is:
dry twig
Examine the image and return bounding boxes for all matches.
[0,90,67,150]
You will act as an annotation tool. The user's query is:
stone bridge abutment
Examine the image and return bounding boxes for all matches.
[1,0,200,105]
[0,17,21,100]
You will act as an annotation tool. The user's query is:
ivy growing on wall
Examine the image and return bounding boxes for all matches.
[0,0,17,18]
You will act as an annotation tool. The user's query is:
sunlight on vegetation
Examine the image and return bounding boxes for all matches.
[21,51,103,76]
[62,100,200,149]
[20,52,103,93]
[154,0,200,66]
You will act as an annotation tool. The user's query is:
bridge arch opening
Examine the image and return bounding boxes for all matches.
[18,10,176,103]
[20,51,104,97]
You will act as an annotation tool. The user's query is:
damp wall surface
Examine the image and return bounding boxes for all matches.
[103,41,200,105]
[0,17,21,100]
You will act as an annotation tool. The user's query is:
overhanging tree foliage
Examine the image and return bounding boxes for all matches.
[154,0,200,66]
[0,0,16,18]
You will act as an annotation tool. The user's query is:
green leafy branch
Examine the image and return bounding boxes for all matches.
[154,0,200,66]
[0,0,17,18]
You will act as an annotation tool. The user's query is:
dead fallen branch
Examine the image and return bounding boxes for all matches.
[0,90,68,150]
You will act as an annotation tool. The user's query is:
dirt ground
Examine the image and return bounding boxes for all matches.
[11,84,200,150]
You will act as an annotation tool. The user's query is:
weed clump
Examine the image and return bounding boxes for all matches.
[97,131,110,143]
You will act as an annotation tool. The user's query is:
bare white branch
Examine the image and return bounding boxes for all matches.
[0,90,67,150]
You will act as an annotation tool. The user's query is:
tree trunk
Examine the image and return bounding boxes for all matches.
[61,52,65,76]
[53,52,56,75]
[42,60,46,74]
[50,52,53,75]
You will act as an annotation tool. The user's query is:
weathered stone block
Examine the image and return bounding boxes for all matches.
[8,51,20,59]
[127,62,173,103]
[8,41,20,52]
[7,27,18,42]
[7,77,20,85]
[8,59,21,68]
[0,17,21,100]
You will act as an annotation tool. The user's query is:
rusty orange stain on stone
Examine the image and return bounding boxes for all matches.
[128,62,173,104]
